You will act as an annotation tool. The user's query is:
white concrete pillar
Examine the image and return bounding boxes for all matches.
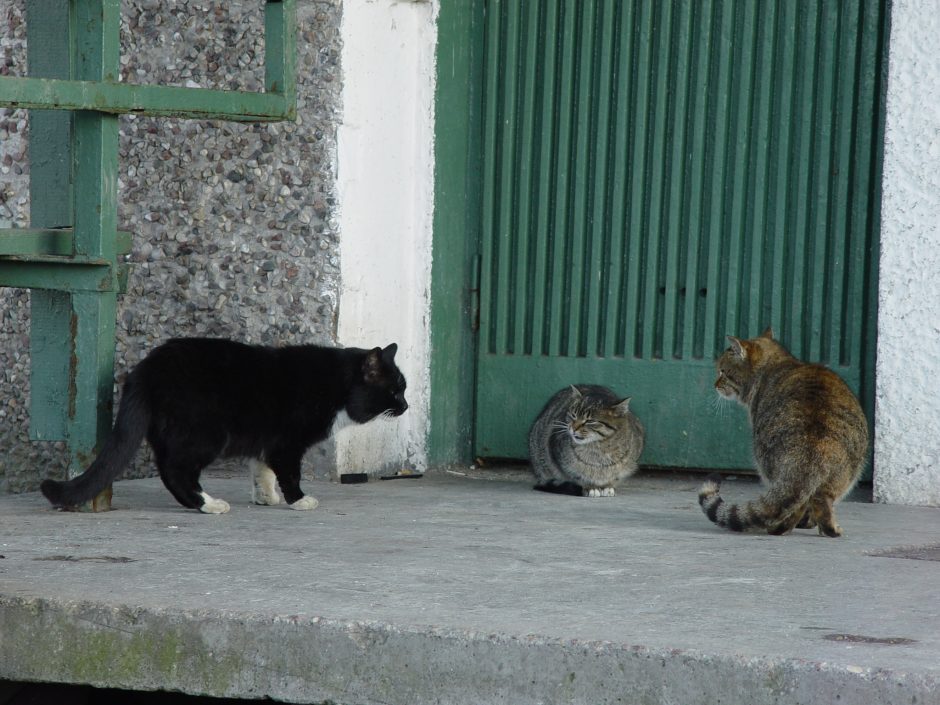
[335,0,438,474]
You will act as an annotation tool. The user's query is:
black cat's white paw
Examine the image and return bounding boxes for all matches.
[198,492,231,514]
[290,496,319,511]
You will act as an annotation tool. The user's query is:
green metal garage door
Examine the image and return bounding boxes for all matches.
[473,0,886,467]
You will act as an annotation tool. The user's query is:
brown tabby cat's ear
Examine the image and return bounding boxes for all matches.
[612,397,632,415]
[363,347,383,382]
[727,336,747,359]
[760,326,775,340]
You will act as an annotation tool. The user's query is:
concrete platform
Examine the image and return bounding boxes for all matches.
[0,468,938,705]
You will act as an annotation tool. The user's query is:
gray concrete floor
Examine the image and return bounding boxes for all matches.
[0,467,938,705]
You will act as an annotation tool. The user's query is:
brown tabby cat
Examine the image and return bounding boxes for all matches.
[698,328,868,537]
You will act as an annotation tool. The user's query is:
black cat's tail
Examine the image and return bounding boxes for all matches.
[41,378,150,508]
[533,480,583,496]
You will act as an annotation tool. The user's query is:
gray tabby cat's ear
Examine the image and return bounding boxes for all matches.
[569,385,582,398]
[760,327,775,340]
[612,397,632,415]
[727,336,747,358]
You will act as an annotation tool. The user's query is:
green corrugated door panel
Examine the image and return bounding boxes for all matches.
[474,0,886,471]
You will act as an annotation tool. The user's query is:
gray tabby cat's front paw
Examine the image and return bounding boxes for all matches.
[586,487,616,497]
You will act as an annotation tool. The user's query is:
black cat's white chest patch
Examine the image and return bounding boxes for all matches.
[331,410,355,436]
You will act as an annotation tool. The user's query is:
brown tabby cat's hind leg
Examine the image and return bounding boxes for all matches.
[795,511,817,530]
[809,495,843,537]
[767,500,813,536]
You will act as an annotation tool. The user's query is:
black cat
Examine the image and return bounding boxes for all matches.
[40,338,408,513]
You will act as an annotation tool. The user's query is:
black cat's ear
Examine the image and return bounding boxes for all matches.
[363,347,383,382]
[760,326,775,340]
[382,343,398,361]
[727,336,747,359]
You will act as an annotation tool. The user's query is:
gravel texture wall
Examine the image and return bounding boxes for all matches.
[0,0,344,493]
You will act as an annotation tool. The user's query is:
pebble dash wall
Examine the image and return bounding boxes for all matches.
[0,0,344,492]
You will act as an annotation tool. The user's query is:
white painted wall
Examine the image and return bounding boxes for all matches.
[874,0,940,506]
[335,0,438,474]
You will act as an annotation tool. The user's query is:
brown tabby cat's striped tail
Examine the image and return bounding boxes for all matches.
[697,473,820,535]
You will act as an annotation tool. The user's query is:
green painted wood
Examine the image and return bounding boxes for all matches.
[26,0,73,443]
[264,0,297,115]
[427,0,486,465]
[0,259,125,292]
[28,293,72,442]
[0,76,292,122]
[1,1,296,121]
[0,229,132,257]
[474,0,887,469]
[62,0,121,478]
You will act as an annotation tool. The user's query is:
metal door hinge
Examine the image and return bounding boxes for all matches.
[469,253,481,333]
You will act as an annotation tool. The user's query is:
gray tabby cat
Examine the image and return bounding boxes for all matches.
[698,328,868,537]
[529,384,645,497]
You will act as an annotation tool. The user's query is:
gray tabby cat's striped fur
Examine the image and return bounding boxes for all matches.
[528,384,645,497]
[698,328,868,537]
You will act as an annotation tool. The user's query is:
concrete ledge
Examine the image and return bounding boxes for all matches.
[1,471,938,704]
[3,596,937,705]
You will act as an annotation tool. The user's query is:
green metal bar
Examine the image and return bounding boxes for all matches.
[547,3,577,357]
[479,0,502,355]
[0,229,132,256]
[586,0,614,358]
[494,0,519,355]
[680,0,714,361]
[788,4,820,359]
[702,1,733,357]
[641,1,672,361]
[722,2,756,341]
[566,0,595,358]
[769,2,797,340]
[0,76,292,121]
[661,1,693,360]
[747,3,777,341]
[603,0,633,360]
[860,0,888,480]
[529,0,560,357]
[827,1,857,367]
[810,2,838,364]
[623,0,654,358]
[512,0,539,356]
